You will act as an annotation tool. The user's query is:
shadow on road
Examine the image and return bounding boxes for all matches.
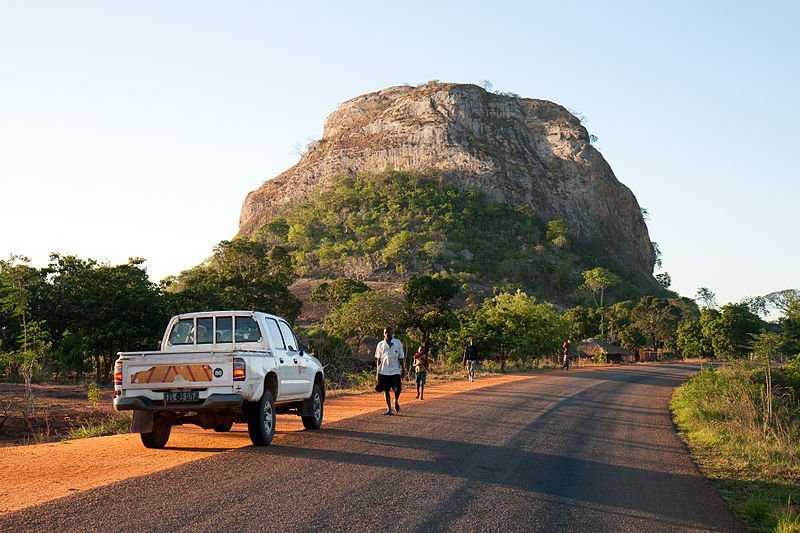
[240,426,735,530]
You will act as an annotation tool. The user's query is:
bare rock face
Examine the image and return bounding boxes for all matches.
[240,82,656,284]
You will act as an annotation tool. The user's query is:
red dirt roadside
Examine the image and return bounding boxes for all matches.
[0,373,533,514]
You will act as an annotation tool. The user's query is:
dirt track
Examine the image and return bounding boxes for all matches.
[0,373,532,514]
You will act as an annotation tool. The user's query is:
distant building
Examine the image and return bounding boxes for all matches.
[576,338,636,364]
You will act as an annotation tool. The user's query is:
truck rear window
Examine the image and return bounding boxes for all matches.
[169,319,195,345]
[216,317,233,343]
[235,317,262,342]
[197,317,213,344]
[168,316,263,346]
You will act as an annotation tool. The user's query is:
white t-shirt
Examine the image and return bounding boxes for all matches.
[375,338,404,375]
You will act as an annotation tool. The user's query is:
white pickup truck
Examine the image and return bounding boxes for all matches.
[113,310,325,449]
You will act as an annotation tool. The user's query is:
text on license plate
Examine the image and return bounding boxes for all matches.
[165,391,199,402]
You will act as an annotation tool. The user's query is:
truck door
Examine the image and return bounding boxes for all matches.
[278,320,313,396]
[264,317,303,398]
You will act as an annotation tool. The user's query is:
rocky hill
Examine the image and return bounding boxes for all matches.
[240,82,657,287]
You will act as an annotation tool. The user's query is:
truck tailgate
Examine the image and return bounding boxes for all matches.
[121,352,234,390]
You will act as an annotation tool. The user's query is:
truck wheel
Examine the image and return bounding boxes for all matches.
[213,420,234,432]
[141,416,171,449]
[301,384,324,430]
[247,390,276,446]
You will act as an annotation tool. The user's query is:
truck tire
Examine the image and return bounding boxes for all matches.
[141,416,171,449]
[213,420,234,432]
[247,390,276,446]
[301,384,324,430]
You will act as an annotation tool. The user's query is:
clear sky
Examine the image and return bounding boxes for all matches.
[1,1,797,314]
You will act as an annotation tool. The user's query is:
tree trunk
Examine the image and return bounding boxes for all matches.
[101,355,113,385]
[763,360,773,435]
[94,354,102,383]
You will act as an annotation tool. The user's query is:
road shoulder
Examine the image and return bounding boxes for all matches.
[0,373,533,514]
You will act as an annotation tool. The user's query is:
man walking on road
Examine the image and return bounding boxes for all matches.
[463,337,478,382]
[375,327,405,415]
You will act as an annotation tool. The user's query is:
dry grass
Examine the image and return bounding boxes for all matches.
[672,364,800,532]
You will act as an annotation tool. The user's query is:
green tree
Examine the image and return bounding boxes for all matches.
[403,275,459,349]
[255,217,290,246]
[466,290,568,370]
[46,255,164,382]
[782,354,800,397]
[0,258,51,424]
[325,290,405,354]
[167,239,302,322]
[780,295,800,355]
[605,300,643,348]
[581,267,621,337]
[161,267,235,314]
[311,278,370,307]
[2,322,50,430]
[615,324,647,351]
[582,267,621,308]
[0,256,49,366]
[700,303,762,359]
[296,325,353,376]
[213,239,299,318]
[631,296,683,349]
[546,219,569,248]
[651,241,662,269]
[382,231,421,273]
[655,272,672,289]
[562,305,600,341]
[743,289,800,319]
[676,319,706,358]
[695,287,717,309]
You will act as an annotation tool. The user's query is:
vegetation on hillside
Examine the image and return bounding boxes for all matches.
[253,170,651,305]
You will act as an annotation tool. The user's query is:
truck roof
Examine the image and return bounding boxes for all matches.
[173,310,282,321]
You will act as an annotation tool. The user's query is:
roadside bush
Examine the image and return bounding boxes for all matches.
[781,355,800,397]
[87,381,102,407]
[66,412,131,440]
[671,364,800,532]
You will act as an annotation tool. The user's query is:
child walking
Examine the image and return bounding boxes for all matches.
[412,346,429,400]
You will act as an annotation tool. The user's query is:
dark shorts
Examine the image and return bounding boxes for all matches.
[415,371,427,386]
[376,373,402,393]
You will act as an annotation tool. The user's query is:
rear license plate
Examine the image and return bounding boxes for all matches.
[165,391,199,402]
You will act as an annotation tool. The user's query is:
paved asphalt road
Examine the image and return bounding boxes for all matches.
[2,363,744,532]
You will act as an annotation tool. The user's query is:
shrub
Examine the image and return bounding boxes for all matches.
[67,412,131,440]
[671,364,800,532]
[782,355,800,397]
[87,382,102,407]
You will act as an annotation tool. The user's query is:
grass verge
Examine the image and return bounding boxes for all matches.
[66,412,131,440]
[671,364,800,532]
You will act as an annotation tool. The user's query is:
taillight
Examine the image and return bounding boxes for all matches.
[233,358,246,381]
[114,361,123,386]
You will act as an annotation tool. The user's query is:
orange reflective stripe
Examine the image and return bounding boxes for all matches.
[130,365,215,384]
